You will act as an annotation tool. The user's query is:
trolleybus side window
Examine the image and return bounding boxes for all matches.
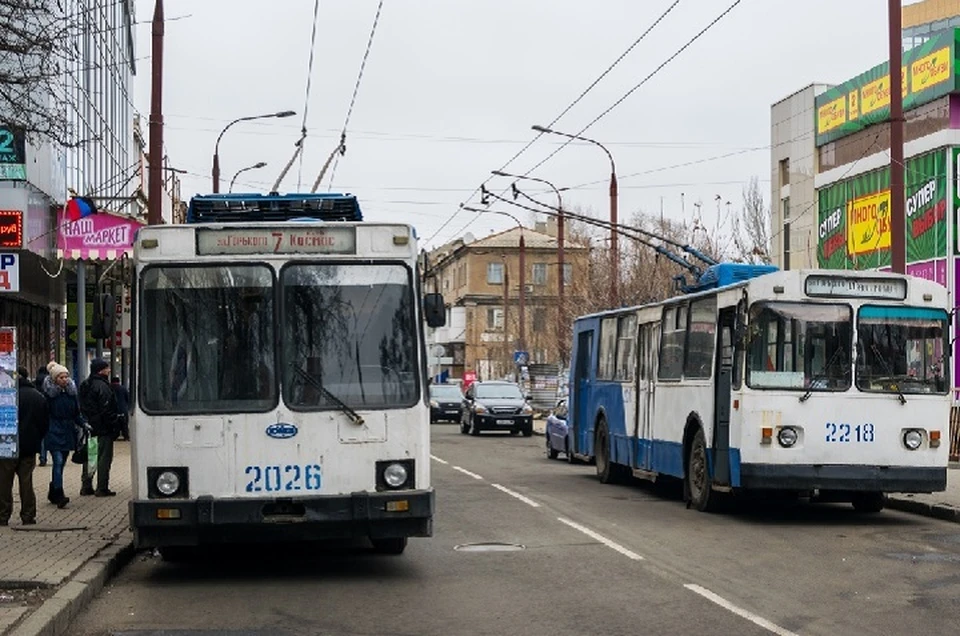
[659,305,685,380]
[746,302,852,391]
[615,314,637,381]
[281,263,419,411]
[856,305,949,395]
[139,265,277,414]
[684,296,717,379]
[597,317,618,381]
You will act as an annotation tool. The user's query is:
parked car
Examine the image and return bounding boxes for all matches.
[460,380,533,436]
[429,383,464,423]
[545,398,574,461]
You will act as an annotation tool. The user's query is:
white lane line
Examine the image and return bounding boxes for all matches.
[557,517,643,561]
[451,465,484,480]
[430,455,449,465]
[490,483,541,508]
[684,584,798,636]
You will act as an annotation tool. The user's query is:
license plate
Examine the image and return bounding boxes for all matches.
[244,464,322,493]
[496,419,514,425]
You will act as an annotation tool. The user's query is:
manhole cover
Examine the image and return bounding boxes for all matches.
[454,542,525,552]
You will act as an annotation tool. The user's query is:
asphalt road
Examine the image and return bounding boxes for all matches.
[73,424,960,636]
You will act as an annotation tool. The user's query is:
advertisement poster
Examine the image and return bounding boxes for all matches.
[817,149,947,270]
[0,327,18,459]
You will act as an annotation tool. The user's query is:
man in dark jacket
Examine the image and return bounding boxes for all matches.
[0,368,49,525]
[79,359,120,497]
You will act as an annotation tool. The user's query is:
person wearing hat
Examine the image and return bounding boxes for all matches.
[41,362,82,508]
[0,368,49,525]
[78,358,120,497]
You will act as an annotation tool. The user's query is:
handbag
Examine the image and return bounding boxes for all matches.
[71,425,89,464]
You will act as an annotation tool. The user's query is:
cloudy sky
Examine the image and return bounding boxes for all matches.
[133,0,900,248]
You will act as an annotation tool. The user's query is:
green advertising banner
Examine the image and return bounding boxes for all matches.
[817,149,947,269]
[814,29,959,147]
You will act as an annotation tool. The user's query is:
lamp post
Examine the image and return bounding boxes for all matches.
[228,161,267,193]
[212,110,295,193]
[491,170,567,365]
[532,124,619,306]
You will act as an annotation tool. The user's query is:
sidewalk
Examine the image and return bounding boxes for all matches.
[0,443,133,635]
[532,418,960,521]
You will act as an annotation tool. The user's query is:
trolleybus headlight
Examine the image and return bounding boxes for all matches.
[777,426,798,448]
[903,429,923,450]
[156,471,181,496]
[383,463,408,488]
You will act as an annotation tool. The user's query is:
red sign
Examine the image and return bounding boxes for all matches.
[0,211,22,249]
[462,371,477,391]
[0,330,13,354]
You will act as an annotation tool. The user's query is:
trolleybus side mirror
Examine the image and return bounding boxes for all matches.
[91,293,117,340]
[423,293,446,328]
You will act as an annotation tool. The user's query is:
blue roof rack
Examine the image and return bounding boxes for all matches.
[681,262,779,293]
[186,192,363,224]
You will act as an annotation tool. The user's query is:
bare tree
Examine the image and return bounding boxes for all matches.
[0,0,70,144]
[731,177,772,264]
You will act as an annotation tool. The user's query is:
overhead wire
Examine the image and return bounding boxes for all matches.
[325,0,386,191]
[424,0,684,245]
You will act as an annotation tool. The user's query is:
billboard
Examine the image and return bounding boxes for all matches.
[817,149,947,269]
[814,29,958,146]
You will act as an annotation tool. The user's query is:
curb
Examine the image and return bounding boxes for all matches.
[7,540,136,636]
[885,496,960,524]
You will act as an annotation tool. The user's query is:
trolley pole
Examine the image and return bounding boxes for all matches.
[889,0,905,274]
[148,0,165,226]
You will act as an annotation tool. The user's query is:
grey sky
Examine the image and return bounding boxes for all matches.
[133,1,894,248]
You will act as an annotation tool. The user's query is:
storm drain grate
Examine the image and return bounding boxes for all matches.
[454,542,525,552]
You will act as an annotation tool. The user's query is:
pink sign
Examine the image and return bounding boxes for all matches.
[878,259,947,287]
[56,211,144,260]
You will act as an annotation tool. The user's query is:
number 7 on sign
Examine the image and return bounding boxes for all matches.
[272,232,283,253]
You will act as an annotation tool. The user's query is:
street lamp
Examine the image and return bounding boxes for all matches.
[212,110,296,193]
[532,124,619,306]
[491,170,568,365]
[229,161,268,193]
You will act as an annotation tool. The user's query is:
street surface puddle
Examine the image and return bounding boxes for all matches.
[886,552,960,563]
[453,542,526,552]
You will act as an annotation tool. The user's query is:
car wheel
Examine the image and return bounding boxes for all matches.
[470,417,480,436]
[371,537,407,555]
[522,426,533,437]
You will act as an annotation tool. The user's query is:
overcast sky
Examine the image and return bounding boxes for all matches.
[133,0,899,248]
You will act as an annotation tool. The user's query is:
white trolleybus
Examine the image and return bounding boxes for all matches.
[568,264,950,513]
[128,193,445,556]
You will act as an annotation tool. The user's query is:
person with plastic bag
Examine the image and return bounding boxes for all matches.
[41,362,82,509]
[0,368,48,525]
[79,359,120,497]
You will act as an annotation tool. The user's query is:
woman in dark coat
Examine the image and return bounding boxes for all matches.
[42,362,82,508]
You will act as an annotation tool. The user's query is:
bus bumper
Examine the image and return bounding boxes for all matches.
[738,464,946,493]
[129,489,434,549]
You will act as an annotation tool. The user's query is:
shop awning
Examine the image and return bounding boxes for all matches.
[56,210,145,261]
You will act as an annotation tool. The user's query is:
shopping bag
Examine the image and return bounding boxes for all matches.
[86,434,98,479]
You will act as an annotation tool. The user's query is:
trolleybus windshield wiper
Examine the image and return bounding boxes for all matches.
[799,346,846,403]
[867,343,907,405]
[291,363,365,425]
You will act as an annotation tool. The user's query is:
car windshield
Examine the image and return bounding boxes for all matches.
[856,306,949,395]
[430,385,462,400]
[139,265,276,413]
[475,384,523,399]
[746,302,852,391]
[281,263,419,410]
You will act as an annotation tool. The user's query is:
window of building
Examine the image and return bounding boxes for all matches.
[563,263,573,285]
[532,263,547,285]
[779,158,790,187]
[532,308,547,333]
[597,317,618,380]
[615,314,637,381]
[487,262,504,285]
[487,307,504,330]
[783,221,791,271]
[782,196,790,220]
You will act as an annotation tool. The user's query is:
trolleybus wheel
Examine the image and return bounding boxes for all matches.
[596,420,622,484]
[371,537,407,555]
[158,546,196,562]
[851,492,885,513]
[687,428,716,512]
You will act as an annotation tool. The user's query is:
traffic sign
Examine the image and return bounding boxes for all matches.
[514,351,529,365]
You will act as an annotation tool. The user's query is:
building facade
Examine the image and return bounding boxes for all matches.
[424,224,590,384]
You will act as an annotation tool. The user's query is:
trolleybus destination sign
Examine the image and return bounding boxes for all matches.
[195,226,357,255]
[804,275,907,300]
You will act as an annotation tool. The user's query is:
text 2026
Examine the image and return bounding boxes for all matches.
[245,464,322,492]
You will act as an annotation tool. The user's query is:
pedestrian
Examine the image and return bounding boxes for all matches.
[35,366,49,466]
[41,362,81,509]
[78,359,120,497]
[110,376,130,441]
[0,368,49,526]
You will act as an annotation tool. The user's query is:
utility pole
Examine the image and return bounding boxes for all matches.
[889,0,905,274]
[609,168,619,306]
[148,0,164,226]
[518,232,526,354]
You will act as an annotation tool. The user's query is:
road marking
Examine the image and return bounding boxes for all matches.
[491,483,541,508]
[452,466,484,480]
[430,455,449,465]
[557,517,643,561]
[684,584,798,636]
